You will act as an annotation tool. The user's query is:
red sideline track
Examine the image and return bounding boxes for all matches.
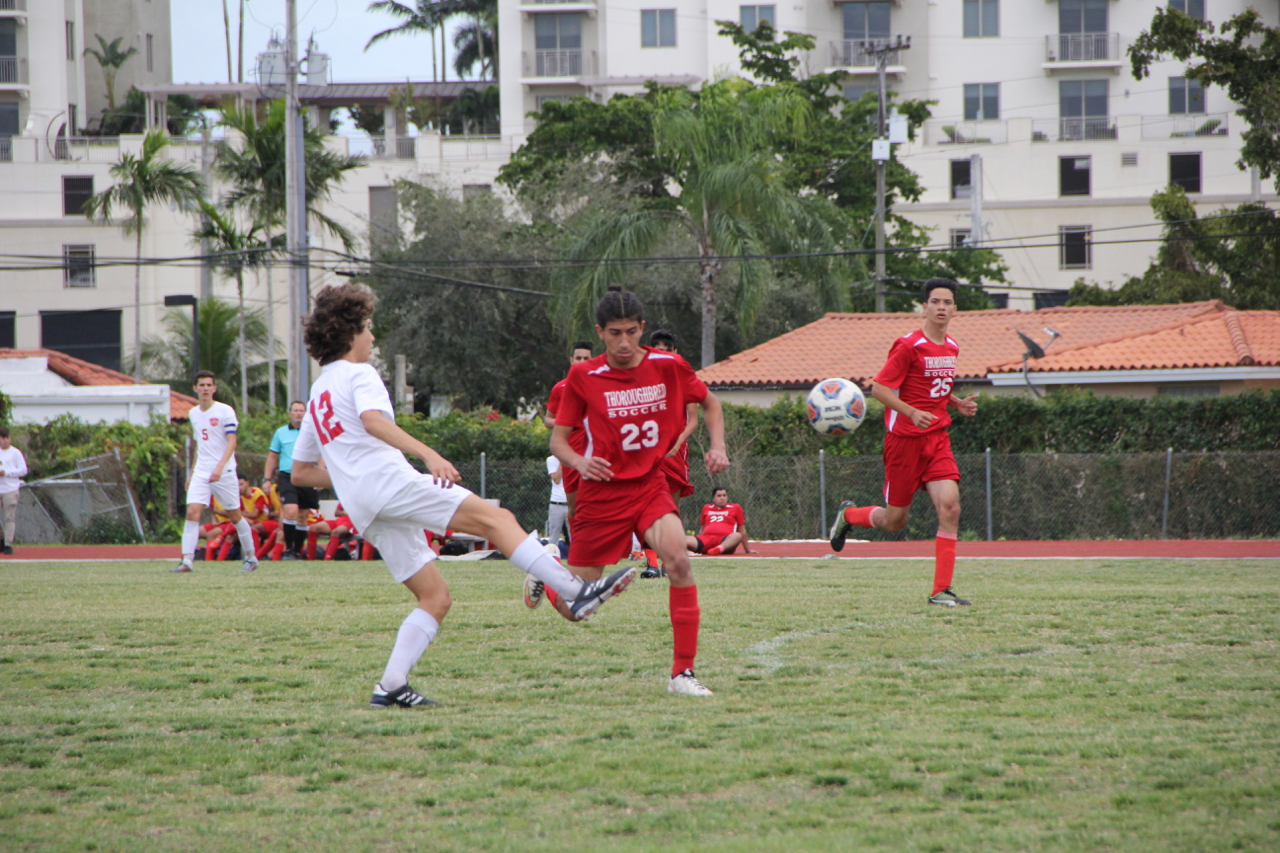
[0,540,1274,561]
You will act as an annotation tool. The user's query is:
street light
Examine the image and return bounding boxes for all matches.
[164,294,199,379]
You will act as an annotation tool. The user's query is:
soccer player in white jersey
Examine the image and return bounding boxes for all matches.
[172,371,259,573]
[290,284,636,708]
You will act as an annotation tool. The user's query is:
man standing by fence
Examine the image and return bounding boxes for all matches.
[0,427,27,555]
[828,278,978,607]
[263,401,320,561]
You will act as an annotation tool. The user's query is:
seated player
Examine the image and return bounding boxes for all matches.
[209,476,268,561]
[686,487,755,556]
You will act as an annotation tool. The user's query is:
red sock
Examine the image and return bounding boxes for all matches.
[256,535,272,559]
[669,585,701,676]
[324,536,343,560]
[305,531,319,560]
[270,541,284,561]
[844,505,881,528]
[362,541,375,560]
[933,530,957,596]
[643,548,658,567]
[217,538,233,561]
[705,545,722,556]
[545,586,560,607]
[206,537,222,561]
[250,529,261,554]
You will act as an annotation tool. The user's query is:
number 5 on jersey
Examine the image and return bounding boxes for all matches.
[929,378,953,398]
[310,391,345,445]
[620,420,659,451]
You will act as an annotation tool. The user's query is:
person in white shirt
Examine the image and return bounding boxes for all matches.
[291,284,637,709]
[172,371,258,574]
[546,454,569,547]
[0,427,28,555]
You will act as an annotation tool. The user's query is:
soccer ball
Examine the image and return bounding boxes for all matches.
[806,378,867,436]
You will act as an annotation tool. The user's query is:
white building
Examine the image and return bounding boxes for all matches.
[498,0,1277,308]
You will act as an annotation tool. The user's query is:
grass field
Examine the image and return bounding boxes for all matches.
[1,557,1277,852]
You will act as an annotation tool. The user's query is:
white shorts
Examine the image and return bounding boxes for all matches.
[187,468,240,511]
[360,475,472,583]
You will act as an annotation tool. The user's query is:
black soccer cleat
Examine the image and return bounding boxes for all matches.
[928,588,972,607]
[370,682,439,708]
[640,566,661,579]
[569,566,638,621]
[829,500,855,552]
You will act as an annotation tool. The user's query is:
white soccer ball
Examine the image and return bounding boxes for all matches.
[806,378,867,437]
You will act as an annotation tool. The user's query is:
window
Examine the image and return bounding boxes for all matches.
[462,184,492,201]
[535,95,567,109]
[963,0,998,38]
[41,309,122,370]
[741,5,775,33]
[641,10,677,48]
[368,186,397,245]
[63,176,94,216]
[0,20,15,58]
[963,84,999,120]
[535,14,581,51]
[0,311,13,348]
[1059,0,1107,35]
[146,34,153,72]
[1059,156,1091,196]
[0,103,18,136]
[68,104,77,135]
[66,21,75,60]
[1059,80,1110,139]
[843,84,875,103]
[950,228,972,249]
[63,245,95,287]
[1170,153,1202,193]
[1059,226,1091,269]
[1034,291,1071,310]
[1169,77,1206,114]
[843,2,890,41]
[1169,0,1204,20]
[950,159,972,200]
[988,293,1009,309]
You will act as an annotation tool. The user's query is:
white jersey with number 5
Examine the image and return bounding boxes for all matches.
[188,401,239,475]
[293,360,421,531]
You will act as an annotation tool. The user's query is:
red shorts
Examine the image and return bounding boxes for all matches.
[882,430,960,507]
[660,455,694,498]
[568,471,678,567]
[694,533,736,554]
[331,516,355,533]
[564,467,581,495]
[258,519,279,536]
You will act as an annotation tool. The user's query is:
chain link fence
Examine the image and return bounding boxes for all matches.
[18,451,146,545]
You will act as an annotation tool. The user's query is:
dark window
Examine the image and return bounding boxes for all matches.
[640,10,676,47]
[66,21,75,60]
[63,176,94,216]
[741,5,776,33]
[843,84,875,102]
[0,311,14,349]
[1169,77,1206,114]
[950,159,972,200]
[950,229,972,249]
[1059,80,1110,139]
[987,293,1009,309]
[63,245,95,287]
[1059,0,1107,35]
[0,19,16,57]
[146,34,153,72]
[0,103,18,137]
[1034,291,1071,310]
[1170,0,1204,20]
[964,83,999,120]
[963,0,998,38]
[843,2,891,40]
[1170,152,1202,193]
[535,13,581,50]
[1059,156,1091,196]
[1059,226,1091,269]
[41,309,122,371]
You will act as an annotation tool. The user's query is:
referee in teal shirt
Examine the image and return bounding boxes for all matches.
[262,401,320,560]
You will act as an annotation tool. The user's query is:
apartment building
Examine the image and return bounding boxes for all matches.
[498,1,1276,307]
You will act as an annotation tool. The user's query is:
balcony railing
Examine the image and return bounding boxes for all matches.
[926,120,1007,146]
[1046,33,1119,63]
[1141,113,1230,139]
[0,56,28,85]
[1032,117,1117,142]
[47,137,122,162]
[0,0,28,11]
[441,135,513,161]
[830,38,898,68]
[0,136,10,162]
[344,135,417,159]
[523,49,596,78]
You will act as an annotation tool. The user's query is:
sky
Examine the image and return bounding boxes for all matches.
[168,0,456,86]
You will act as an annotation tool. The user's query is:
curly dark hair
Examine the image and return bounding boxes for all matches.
[304,284,377,365]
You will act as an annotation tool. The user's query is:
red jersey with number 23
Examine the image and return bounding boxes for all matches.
[556,348,708,483]
[873,329,959,437]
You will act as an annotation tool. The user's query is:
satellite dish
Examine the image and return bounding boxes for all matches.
[1017,330,1045,360]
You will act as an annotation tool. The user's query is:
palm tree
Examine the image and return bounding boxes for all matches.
[191,202,270,413]
[365,1,497,80]
[83,35,138,112]
[82,130,206,381]
[451,17,497,80]
[560,82,851,367]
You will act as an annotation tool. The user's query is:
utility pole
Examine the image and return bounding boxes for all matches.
[285,0,310,402]
[199,118,213,300]
[969,153,983,248]
[867,35,910,313]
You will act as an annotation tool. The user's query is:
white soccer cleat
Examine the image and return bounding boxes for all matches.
[241,557,259,573]
[668,669,714,697]
[523,574,545,609]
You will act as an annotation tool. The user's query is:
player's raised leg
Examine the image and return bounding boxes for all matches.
[647,513,712,696]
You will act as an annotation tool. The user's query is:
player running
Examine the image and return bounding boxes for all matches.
[172,371,258,574]
[291,284,634,709]
[686,487,756,556]
[828,278,979,606]
[544,286,730,696]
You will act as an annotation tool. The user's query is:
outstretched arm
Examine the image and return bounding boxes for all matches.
[361,411,459,486]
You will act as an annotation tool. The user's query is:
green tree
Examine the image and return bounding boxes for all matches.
[365,1,497,80]
[83,35,137,112]
[81,130,206,382]
[93,86,202,137]
[1130,7,1280,189]
[449,85,499,135]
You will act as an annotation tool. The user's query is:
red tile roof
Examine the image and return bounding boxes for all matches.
[697,301,1233,387]
[0,349,199,420]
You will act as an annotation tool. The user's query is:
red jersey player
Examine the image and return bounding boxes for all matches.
[686,487,755,556]
[548,286,730,696]
[828,278,979,607]
[542,341,595,518]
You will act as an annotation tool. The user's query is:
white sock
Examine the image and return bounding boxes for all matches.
[181,520,200,563]
[234,519,256,561]
[509,533,583,599]
[380,608,439,692]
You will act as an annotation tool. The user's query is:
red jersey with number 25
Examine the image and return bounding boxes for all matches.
[556,348,708,483]
[873,329,959,437]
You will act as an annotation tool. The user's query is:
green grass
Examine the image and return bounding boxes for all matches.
[1,558,1277,852]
